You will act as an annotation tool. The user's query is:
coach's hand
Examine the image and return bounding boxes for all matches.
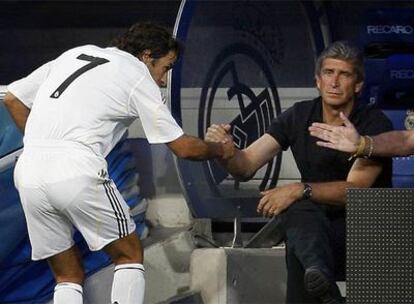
[257,183,303,217]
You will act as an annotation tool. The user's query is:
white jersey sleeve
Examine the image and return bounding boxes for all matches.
[7,60,54,109]
[128,75,183,144]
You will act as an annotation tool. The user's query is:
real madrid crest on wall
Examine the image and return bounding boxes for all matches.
[404,110,414,130]
[170,0,326,218]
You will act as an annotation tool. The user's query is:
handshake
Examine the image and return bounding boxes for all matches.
[205,123,235,160]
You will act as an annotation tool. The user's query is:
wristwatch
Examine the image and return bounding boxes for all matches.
[302,183,313,200]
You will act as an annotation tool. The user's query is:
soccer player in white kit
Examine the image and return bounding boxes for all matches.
[4,22,234,304]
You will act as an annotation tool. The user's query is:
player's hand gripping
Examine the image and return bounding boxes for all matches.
[206,124,235,160]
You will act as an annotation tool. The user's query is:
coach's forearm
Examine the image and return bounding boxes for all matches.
[216,149,256,181]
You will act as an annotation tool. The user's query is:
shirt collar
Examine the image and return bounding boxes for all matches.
[314,96,363,124]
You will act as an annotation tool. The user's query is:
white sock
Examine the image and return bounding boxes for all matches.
[111,263,145,304]
[53,282,83,304]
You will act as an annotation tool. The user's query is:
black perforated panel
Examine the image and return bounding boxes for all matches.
[347,189,414,304]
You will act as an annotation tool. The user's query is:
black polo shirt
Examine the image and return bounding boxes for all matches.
[267,97,393,187]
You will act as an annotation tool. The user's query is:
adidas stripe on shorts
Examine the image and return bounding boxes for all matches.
[14,140,136,260]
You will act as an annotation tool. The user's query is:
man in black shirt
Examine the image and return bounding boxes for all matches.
[206,41,392,304]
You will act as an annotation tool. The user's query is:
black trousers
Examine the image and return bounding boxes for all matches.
[279,199,346,304]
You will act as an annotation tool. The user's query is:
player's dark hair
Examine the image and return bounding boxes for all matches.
[110,22,182,59]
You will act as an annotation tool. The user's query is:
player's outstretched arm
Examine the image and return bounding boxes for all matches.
[363,130,414,157]
[167,133,234,161]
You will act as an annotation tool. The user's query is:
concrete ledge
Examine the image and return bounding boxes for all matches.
[190,248,287,304]
[144,230,196,303]
[146,194,193,228]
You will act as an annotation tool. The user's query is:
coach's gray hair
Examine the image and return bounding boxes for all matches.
[315,41,364,82]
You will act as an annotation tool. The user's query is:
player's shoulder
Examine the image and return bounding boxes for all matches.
[61,45,145,71]
[58,45,127,61]
[59,44,100,56]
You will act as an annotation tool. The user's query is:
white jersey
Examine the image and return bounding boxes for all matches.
[8,44,183,157]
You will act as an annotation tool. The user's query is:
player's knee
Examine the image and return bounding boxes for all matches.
[111,248,143,265]
[105,233,143,264]
[55,270,85,285]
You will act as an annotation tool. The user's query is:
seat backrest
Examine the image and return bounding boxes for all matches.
[359,9,414,187]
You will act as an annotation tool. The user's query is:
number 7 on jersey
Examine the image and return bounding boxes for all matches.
[51,54,109,99]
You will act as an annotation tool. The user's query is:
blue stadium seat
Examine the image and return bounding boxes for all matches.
[359,9,414,187]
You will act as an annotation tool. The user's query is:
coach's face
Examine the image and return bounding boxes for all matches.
[141,50,177,88]
[316,58,363,108]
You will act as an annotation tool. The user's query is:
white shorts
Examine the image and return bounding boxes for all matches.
[14,140,136,261]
